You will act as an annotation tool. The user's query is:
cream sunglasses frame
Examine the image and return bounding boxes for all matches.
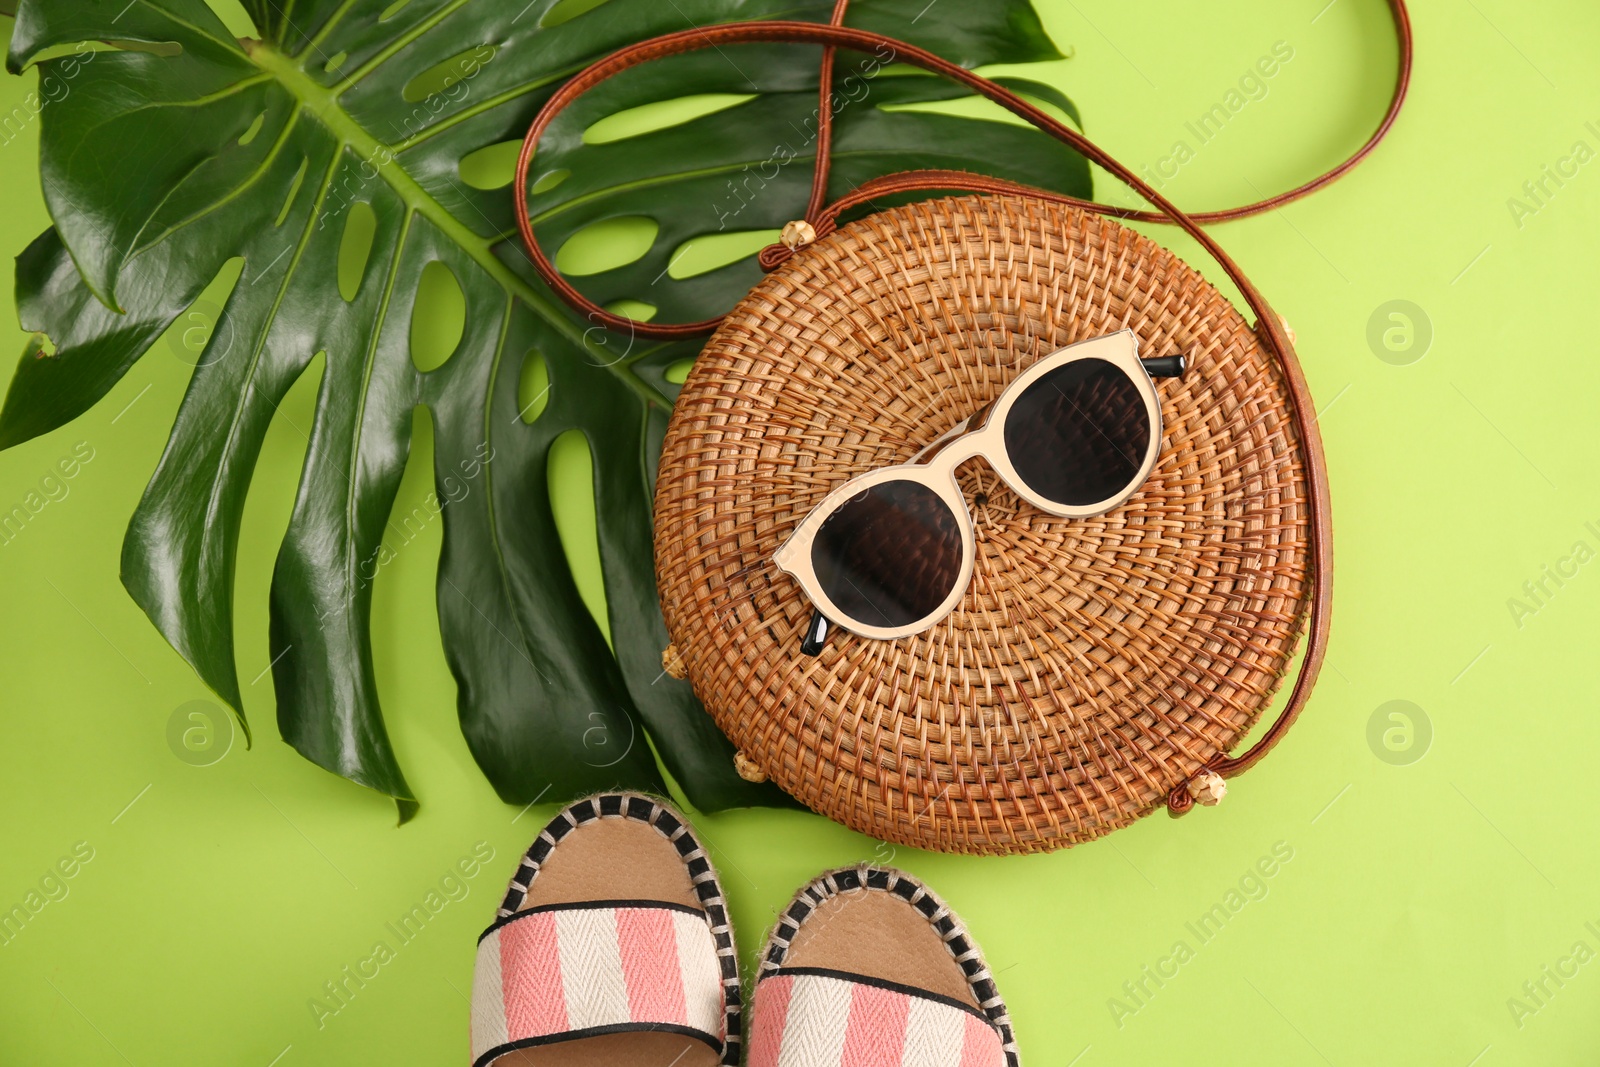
[773,330,1178,647]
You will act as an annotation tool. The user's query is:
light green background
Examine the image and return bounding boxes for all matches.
[4,1,1599,1064]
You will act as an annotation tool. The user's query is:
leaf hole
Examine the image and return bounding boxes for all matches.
[604,300,656,323]
[409,260,465,372]
[110,39,184,57]
[458,139,522,191]
[275,157,309,227]
[541,0,614,28]
[379,0,412,20]
[165,256,245,367]
[664,358,694,385]
[200,0,257,36]
[547,429,612,648]
[238,111,267,146]
[555,216,657,277]
[666,229,780,280]
[878,91,1076,130]
[29,40,181,60]
[323,50,349,74]
[336,201,377,302]
[583,94,755,145]
[530,168,570,196]
[517,350,550,424]
[401,45,497,103]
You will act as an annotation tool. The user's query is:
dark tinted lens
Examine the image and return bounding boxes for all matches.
[1003,357,1151,507]
[810,479,962,629]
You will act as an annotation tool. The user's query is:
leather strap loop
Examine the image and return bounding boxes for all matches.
[514,2,1410,337]
[513,4,1409,813]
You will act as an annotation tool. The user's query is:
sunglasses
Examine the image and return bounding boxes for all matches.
[774,330,1186,654]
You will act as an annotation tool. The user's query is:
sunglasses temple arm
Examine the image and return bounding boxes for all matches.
[1140,354,1187,378]
[800,609,831,656]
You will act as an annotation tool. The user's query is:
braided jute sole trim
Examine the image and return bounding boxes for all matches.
[757,864,1021,1067]
[496,792,742,1067]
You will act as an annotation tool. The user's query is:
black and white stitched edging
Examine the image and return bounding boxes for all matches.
[756,864,1022,1067]
[494,792,742,1067]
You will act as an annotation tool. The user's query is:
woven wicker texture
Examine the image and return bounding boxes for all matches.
[653,194,1310,854]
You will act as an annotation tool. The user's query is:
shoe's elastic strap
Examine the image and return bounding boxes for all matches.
[472,902,725,1067]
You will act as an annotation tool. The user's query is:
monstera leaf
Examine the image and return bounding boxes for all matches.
[2,0,1089,818]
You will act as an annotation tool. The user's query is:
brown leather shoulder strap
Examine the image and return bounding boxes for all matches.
[512,5,1410,813]
[514,2,1411,338]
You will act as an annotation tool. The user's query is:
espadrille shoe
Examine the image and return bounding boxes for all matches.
[748,866,1018,1067]
[470,794,741,1067]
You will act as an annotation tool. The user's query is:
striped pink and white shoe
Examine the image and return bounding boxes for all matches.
[749,866,1019,1067]
[471,794,740,1067]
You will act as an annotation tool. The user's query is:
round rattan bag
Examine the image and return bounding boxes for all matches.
[511,20,1357,855]
[653,194,1313,854]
